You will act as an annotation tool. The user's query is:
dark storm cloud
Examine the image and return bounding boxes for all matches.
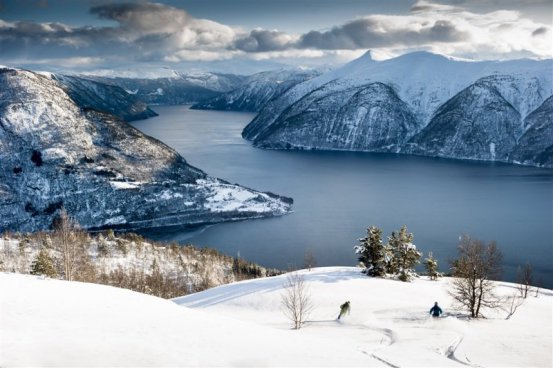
[233,29,294,52]
[0,1,236,63]
[296,18,468,50]
[89,2,190,33]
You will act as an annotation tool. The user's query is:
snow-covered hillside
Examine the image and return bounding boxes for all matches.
[52,74,158,122]
[2,268,551,367]
[0,67,292,232]
[191,68,321,112]
[243,51,553,168]
[86,72,246,106]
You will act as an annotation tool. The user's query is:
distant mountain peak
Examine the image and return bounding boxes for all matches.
[359,50,375,62]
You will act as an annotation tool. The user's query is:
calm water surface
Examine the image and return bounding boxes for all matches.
[131,106,553,287]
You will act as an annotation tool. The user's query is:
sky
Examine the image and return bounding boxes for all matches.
[0,0,551,74]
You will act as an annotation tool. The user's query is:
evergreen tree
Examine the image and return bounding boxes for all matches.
[354,225,387,276]
[424,251,439,280]
[387,225,421,281]
[30,248,57,278]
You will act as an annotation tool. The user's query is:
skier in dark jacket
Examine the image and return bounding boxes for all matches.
[429,301,443,317]
[338,301,351,320]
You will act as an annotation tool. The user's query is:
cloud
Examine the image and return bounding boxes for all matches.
[233,29,297,52]
[297,17,468,50]
[0,2,237,64]
[0,0,550,72]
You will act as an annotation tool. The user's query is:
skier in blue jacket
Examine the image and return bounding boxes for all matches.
[429,302,442,317]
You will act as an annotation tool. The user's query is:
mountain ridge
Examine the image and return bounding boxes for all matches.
[242,51,553,168]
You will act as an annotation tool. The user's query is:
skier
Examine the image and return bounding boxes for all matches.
[429,301,442,317]
[338,301,350,320]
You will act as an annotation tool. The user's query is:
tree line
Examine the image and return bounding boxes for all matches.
[1,209,280,299]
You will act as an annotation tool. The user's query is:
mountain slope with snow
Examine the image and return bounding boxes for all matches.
[0,67,291,232]
[2,268,551,367]
[87,76,222,105]
[404,82,523,161]
[243,51,552,167]
[510,96,553,167]
[254,81,421,152]
[52,74,158,121]
[191,68,321,112]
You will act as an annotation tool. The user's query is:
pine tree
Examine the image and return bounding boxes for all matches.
[354,225,387,276]
[30,248,57,278]
[424,251,439,280]
[387,225,421,281]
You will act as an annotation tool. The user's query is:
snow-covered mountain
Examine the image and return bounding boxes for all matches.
[52,74,158,122]
[243,51,552,167]
[404,81,523,161]
[253,81,421,152]
[2,268,551,366]
[191,68,321,112]
[0,67,292,233]
[87,76,220,105]
[87,72,245,105]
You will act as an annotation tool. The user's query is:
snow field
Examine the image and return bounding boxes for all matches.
[175,267,553,367]
[1,267,551,367]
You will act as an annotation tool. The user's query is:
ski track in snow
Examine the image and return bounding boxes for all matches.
[445,333,481,367]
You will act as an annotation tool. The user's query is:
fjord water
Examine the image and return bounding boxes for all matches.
[131,106,553,287]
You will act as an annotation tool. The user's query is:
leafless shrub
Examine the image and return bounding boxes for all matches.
[504,293,524,320]
[281,272,313,329]
[516,262,533,299]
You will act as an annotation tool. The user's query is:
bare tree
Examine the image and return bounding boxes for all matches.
[516,262,533,299]
[52,208,87,281]
[449,235,503,318]
[281,272,313,329]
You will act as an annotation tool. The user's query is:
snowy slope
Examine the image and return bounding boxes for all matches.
[178,267,553,368]
[3,268,550,367]
[0,67,292,232]
[510,96,553,167]
[191,68,321,112]
[52,74,158,122]
[404,81,522,161]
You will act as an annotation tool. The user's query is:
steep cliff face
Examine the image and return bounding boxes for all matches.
[404,82,523,161]
[242,51,552,168]
[0,68,292,233]
[52,74,158,122]
[510,96,553,167]
[191,69,320,112]
[253,82,420,152]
